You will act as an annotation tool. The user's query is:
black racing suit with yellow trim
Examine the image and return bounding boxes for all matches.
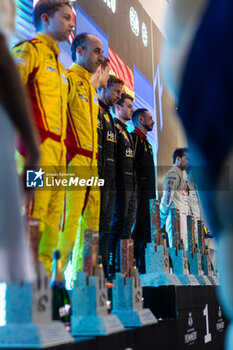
[131,127,156,274]
[97,99,117,276]
[108,118,136,276]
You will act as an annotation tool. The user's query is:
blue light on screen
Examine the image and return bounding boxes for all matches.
[11,0,36,48]
[59,41,73,69]
[134,65,154,112]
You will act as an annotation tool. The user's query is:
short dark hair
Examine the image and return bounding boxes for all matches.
[33,0,71,31]
[116,93,134,106]
[71,33,91,62]
[101,57,110,70]
[107,75,124,88]
[172,147,189,164]
[131,108,148,126]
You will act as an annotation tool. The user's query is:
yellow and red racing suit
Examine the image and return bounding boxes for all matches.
[57,63,100,280]
[11,32,68,273]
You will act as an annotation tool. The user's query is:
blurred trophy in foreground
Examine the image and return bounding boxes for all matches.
[197,221,219,285]
[186,215,206,285]
[71,229,124,337]
[168,209,197,285]
[0,216,73,348]
[112,239,157,327]
[140,200,181,287]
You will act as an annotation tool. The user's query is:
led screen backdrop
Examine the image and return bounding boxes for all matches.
[12,0,183,197]
[76,0,153,83]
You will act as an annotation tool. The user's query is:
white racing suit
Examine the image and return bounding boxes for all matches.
[185,173,201,243]
[160,166,191,249]
[186,173,217,258]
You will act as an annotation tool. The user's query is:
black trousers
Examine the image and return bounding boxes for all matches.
[107,187,136,275]
[98,176,116,277]
[133,192,155,274]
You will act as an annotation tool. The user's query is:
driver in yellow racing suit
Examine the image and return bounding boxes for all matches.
[57,33,104,280]
[11,0,73,273]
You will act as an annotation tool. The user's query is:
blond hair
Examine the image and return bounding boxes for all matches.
[33,0,71,31]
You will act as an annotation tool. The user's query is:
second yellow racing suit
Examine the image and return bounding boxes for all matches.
[57,63,100,280]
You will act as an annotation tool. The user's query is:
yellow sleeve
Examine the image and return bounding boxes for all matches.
[11,41,40,85]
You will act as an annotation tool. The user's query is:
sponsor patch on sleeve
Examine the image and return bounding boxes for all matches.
[62,73,68,84]
[46,66,57,73]
[94,96,99,105]
[15,49,29,55]
[78,94,88,102]
[14,57,26,66]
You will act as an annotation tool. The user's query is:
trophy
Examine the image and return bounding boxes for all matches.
[168,209,194,285]
[112,239,157,328]
[71,229,124,336]
[83,229,99,276]
[140,200,181,287]
[197,221,219,286]
[186,215,206,285]
[0,217,73,348]
[120,239,134,277]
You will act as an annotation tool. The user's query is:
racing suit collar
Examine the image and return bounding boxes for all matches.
[134,127,148,141]
[98,99,110,113]
[69,63,92,82]
[36,32,60,55]
[114,118,127,130]
[172,165,184,177]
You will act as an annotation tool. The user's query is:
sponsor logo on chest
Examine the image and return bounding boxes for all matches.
[107,130,116,141]
[126,147,134,156]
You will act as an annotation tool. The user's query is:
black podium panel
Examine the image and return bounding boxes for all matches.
[7,286,227,350]
[143,285,177,318]
[143,285,227,349]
